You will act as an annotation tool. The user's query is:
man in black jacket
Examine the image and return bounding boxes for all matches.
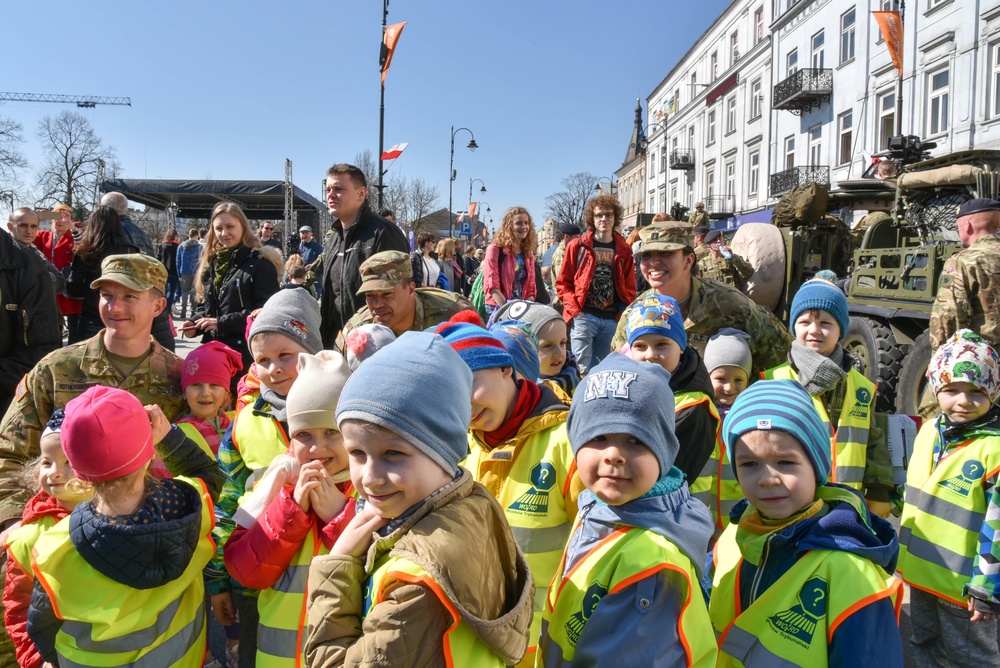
[0,227,61,416]
[307,164,408,347]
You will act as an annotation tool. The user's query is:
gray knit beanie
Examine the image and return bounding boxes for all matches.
[286,351,353,433]
[704,328,753,375]
[491,299,562,335]
[568,353,679,479]
[336,331,472,475]
[248,289,323,354]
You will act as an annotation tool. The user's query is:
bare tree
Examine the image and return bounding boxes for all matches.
[0,116,27,195]
[544,172,598,228]
[34,111,118,208]
[353,149,380,208]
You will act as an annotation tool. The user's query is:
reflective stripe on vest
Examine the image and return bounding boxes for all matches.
[710,523,902,667]
[678,392,723,523]
[717,448,743,528]
[465,421,575,654]
[31,477,214,668]
[897,424,1000,604]
[762,364,873,489]
[364,556,506,668]
[538,525,717,666]
[6,515,57,575]
[176,421,217,461]
[233,395,290,472]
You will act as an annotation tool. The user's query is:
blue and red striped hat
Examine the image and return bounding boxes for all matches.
[436,315,514,372]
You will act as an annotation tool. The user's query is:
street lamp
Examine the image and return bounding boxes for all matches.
[449,126,478,237]
[469,178,486,208]
[594,176,617,195]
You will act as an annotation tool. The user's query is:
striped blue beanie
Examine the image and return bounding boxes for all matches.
[489,320,540,382]
[722,379,832,485]
[789,279,849,342]
[436,321,514,372]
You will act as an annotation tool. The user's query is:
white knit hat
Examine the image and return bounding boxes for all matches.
[286,351,352,433]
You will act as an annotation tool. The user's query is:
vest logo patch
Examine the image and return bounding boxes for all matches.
[583,371,638,401]
[938,459,985,497]
[508,461,557,516]
[766,576,828,649]
[564,581,608,647]
[849,387,872,419]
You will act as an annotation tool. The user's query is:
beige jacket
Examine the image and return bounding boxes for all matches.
[305,470,534,667]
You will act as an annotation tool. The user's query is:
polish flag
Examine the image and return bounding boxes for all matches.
[381,142,409,161]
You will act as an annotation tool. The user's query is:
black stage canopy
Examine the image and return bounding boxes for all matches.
[100,179,326,222]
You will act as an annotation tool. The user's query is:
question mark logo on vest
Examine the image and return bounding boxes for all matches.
[938,459,985,497]
[766,576,829,649]
[508,461,557,516]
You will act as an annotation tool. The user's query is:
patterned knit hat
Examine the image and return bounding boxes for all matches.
[248,288,323,355]
[436,320,514,372]
[624,293,687,349]
[344,324,397,371]
[491,300,562,337]
[927,329,1000,403]
[723,379,832,485]
[489,320,540,381]
[789,279,849,342]
[182,341,244,391]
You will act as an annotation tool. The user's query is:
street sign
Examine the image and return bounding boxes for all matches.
[460,221,472,236]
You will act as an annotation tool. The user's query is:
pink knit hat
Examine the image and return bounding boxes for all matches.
[63,386,154,482]
[182,341,244,391]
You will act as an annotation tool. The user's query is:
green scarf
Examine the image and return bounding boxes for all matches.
[213,246,238,292]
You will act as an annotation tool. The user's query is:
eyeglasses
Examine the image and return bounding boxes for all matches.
[593,212,614,220]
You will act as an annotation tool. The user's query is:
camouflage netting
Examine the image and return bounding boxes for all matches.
[899,189,971,239]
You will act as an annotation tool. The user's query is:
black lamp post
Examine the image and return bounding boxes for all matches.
[449,126,478,237]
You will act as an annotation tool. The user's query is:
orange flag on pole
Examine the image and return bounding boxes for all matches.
[873,11,903,76]
[381,22,406,85]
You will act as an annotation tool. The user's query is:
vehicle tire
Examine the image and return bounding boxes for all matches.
[731,222,786,311]
[895,330,936,418]
[842,317,906,413]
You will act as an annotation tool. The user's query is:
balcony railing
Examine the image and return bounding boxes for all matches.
[669,149,695,170]
[769,165,830,198]
[773,68,833,115]
[703,195,735,218]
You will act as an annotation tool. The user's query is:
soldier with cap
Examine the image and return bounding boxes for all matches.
[930,197,1000,349]
[611,221,791,375]
[550,223,581,288]
[337,250,474,350]
[692,225,711,260]
[0,253,184,529]
[698,229,754,290]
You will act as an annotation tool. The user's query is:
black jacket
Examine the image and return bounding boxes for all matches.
[156,240,179,277]
[195,245,280,369]
[669,346,719,485]
[311,202,408,347]
[0,231,61,414]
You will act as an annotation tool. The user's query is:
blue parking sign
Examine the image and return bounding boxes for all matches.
[460,221,472,236]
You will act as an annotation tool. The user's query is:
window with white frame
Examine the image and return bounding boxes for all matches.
[784,135,795,170]
[731,32,740,66]
[671,186,678,209]
[650,150,656,173]
[754,7,764,44]
[927,67,949,136]
[877,90,895,149]
[838,111,853,165]
[687,178,694,206]
[808,125,822,166]
[726,96,737,134]
[929,0,946,8]
[787,49,799,77]
[811,31,825,70]
[877,0,894,44]
[750,78,762,119]
[708,110,717,145]
[690,71,697,90]
[711,52,719,79]
[992,43,1000,118]
[840,9,855,64]
[749,150,760,195]
[672,136,679,153]
[660,189,667,213]
[706,168,715,198]
[661,150,668,172]
[726,161,736,199]
[650,195,655,211]
[689,126,696,150]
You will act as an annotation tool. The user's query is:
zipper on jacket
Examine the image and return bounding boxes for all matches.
[236,278,244,309]
[22,309,29,346]
[749,534,774,605]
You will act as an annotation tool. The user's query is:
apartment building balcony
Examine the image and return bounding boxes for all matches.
[703,195,735,218]
[669,149,695,171]
[772,68,832,115]
[769,165,830,198]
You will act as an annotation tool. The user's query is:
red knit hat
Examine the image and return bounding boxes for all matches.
[182,341,244,391]
[63,386,154,482]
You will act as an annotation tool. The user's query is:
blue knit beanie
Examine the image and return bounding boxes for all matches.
[568,353,679,479]
[789,279,849,342]
[336,331,472,475]
[624,293,688,349]
[489,320,541,381]
[722,379,832,485]
[436,321,515,372]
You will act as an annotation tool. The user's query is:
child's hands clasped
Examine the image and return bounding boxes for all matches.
[294,461,348,522]
[332,509,387,558]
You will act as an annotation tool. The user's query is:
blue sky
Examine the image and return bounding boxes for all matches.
[5,0,728,229]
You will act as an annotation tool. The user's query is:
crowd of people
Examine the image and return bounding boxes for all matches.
[0,163,998,667]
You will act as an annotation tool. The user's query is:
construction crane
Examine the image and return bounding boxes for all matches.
[0,92,130,108]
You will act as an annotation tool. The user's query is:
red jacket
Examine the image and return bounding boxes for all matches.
[4,491,71,668]
[224,483,356,590]
[33,230,82,316]
[555,230,636,322]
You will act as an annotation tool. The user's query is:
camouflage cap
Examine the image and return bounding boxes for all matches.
[637,222,694,254]
[91,254,167,293]
[357,250,414,294]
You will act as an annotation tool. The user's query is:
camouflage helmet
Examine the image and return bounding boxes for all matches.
[637,222,694,255]
[91,254,168,294]
[357,250,414,294]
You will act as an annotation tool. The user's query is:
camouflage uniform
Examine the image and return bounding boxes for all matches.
[551,240,568,284]
[337,251,474,349]
[929,234,1000,349]
[688,210,710,230]
[698,251,754,290]
[693,242,711,260]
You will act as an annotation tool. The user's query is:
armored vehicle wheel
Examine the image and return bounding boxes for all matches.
[896,331,936,418]
[731,223,785,311]
[843,317,906,412]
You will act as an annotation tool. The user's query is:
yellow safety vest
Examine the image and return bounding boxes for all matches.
[176,411,235,460]
[465,418,575,662]
[31,477,215,668]
[762,364,873,489]
[897,423,1000,605]
[710,523,902,667]
[232,395,289,473]
[716,444,743,529]
[364,555,506,668]
[538,525,717,667]
[680,391,724,526]
[6,514,59,577]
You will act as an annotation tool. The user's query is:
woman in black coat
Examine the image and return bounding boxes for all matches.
[183,203,280,371]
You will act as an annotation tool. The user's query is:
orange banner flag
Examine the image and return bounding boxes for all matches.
[469,202,478,219]
[873,11,903,76]
[381,22,406,85]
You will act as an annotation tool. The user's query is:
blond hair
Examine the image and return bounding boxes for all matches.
[195,203,261,300]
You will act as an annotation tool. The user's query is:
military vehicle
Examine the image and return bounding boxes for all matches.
[731,137,1000,415]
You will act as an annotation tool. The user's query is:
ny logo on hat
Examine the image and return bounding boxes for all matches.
[584,371,638,401]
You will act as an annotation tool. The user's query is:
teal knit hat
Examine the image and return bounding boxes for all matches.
[789,279,849,342]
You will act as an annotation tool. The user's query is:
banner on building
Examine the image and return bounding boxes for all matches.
[380,22,407,85]
[873,11,903,75]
